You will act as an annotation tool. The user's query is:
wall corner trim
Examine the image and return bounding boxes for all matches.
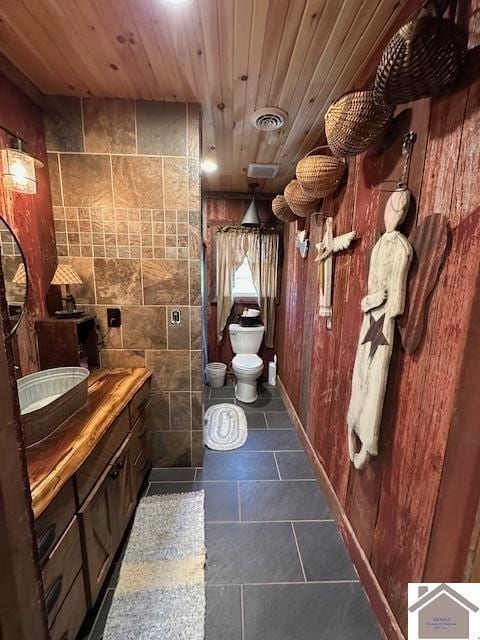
[277,375,405,640]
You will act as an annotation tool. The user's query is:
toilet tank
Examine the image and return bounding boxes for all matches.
[229,324,264,354]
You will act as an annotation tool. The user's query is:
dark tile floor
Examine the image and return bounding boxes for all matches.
[78,383,383,640]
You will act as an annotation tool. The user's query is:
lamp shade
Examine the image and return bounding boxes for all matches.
[12,263,27,285]
[51,264,82,285]
[241,197,260,226]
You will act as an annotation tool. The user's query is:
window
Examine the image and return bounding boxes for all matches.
[232,255,258,299]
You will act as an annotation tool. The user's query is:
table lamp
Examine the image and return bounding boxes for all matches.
[51,264,83,318]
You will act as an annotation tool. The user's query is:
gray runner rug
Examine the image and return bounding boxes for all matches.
[103,491,205,640]
[204,402,248,450]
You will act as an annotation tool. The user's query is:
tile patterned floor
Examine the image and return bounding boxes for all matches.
[78,383,383,639]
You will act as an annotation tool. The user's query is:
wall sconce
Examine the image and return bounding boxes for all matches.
[1,135,43,195]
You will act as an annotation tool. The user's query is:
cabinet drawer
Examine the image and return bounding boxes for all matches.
[49,570,87,640]
[42,517,83,627]
[35,480,76,566]
[130,380,151,427]
[75,407,130,504]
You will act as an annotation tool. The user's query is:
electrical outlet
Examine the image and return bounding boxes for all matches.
[170,309,182,325]
[107,308,121,328]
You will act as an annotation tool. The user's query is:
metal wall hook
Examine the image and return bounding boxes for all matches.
[372,131,417,193]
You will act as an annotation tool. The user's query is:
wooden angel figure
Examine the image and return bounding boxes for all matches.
[315,217,356,328]
[347,188,413,469]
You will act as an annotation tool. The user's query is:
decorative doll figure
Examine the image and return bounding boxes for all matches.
[347,188,413,469]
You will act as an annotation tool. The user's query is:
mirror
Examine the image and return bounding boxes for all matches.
[0,218,28,335]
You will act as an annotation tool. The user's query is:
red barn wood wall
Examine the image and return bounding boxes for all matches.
[275,0,480,635]
[0,72,56,374]
[205,197,279,375]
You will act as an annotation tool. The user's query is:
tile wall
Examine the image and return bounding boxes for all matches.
[45,97,203,466]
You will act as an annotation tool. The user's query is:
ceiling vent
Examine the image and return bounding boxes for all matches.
[247,163,280,179]
[251,107,287,132]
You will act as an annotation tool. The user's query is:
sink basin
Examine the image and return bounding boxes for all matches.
[18,366,89,447]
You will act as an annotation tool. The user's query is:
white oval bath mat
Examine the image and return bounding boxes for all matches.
[204,403,248,451]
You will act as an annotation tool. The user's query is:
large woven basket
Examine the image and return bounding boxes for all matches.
[325,91,394,157]
[272,195,298,223]
[296,146,346,198]
[284,180,319,217]
[373,11,467,105]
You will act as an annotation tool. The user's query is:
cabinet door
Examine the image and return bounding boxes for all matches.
[110,436,135,548]
[78,463,116,606]
[78,435,133,607]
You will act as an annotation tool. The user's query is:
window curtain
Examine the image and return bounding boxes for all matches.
[216,230,246,344]
[246,232,279,349]
[216,228,279,349]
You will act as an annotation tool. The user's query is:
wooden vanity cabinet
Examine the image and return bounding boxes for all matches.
[28,369,152,640]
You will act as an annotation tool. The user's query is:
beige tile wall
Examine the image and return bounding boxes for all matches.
[45,97,203,466]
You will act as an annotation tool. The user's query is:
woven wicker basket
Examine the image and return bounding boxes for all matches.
[373,12,467,105]
[272,195,298,223]
[284,180,319,217]
[296,146,346,198]
[325,91,394,157]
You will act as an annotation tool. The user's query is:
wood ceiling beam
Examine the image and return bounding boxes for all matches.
[0,52,46,109]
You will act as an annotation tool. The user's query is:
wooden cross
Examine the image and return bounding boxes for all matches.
[315,217,356,329]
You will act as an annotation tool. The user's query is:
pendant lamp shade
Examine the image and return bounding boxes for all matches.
[241,197,260,226]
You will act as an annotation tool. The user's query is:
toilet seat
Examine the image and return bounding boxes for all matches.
[232,354,263,371]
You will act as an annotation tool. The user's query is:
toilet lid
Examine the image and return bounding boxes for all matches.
[233,354,263,369]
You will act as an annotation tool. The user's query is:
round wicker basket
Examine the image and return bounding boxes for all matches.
[325,90,394,157]
[272,195,298,223]
[296,146,346,198]
[373,13,467,105]
[284,180,319,217]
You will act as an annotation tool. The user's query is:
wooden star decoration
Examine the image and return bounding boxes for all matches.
[361,313,389,359]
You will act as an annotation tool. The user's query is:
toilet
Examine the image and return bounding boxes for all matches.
[229,323,265,403]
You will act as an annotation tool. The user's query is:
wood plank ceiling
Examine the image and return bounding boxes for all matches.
[0,0,416,192]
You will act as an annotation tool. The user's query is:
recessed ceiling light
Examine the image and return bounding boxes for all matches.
[201,159,218,174]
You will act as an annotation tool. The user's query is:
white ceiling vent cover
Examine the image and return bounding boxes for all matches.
[248,163,280,179]
[251,107,287,132]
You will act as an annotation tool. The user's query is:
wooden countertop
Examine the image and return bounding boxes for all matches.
[27,367,152,518]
